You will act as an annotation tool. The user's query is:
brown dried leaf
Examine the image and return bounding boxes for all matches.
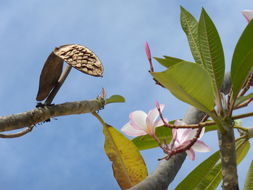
[36,52,63,101]
[54,44,103,77]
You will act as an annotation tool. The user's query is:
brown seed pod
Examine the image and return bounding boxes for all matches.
[54,44,103,77]
[36,52,64,101]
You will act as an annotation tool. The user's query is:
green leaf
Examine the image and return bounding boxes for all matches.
[235,92,253,107]
[132,126,172,150]
[244,160,253,190]
[180,6,203,65]
[175,151,220,190]
[236,140,250,164]
[151,62,215,114]
[106,95,125,104]
[198,8,225,93]
[175,139,250,190]
[154,56,184,68]
[231,19,253,99]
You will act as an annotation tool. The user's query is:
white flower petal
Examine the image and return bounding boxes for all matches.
[153,118,168,127]
[121,122,147,137]
[242,10,253,22]
[147,104,164,126]
[198,127,205,139]
[186,149,195,160]
[180,129,193,142]
[174,120,186,126]
[186,129,199,140]
[129,111,147,130]
[174,128,185,142]
[192,140,211,152]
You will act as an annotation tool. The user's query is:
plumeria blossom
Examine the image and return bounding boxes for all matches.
[171,120,211,160]
[242,10,253,22]
[121,104,167,137]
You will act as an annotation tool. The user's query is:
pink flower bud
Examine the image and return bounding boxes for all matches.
[145,42,152,61]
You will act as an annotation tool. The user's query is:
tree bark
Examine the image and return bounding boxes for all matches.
[218,119,239,190]
[0,99,104,132]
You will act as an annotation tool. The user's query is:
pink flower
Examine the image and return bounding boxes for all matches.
[172,120,211,160]
[122,104,166,137]
[242,10,253,22]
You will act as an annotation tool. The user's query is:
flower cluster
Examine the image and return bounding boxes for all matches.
[122,104,210,160]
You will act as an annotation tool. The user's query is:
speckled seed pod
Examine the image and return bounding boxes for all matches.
[54,44,103,77]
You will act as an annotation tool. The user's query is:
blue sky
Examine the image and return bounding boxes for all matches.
[0,0,253,189]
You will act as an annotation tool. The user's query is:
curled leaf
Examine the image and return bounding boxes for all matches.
[103,124,147,189]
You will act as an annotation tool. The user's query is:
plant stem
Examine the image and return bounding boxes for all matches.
[92,112,106,126]
[218,118,239,190]
[45,65,72,105]
[232,112,253,120]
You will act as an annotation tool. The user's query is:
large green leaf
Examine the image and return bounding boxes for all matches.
[244,160,253,190]
[175,151,220,190]
[180,6,203,65]
[154,56,184,68]
[151,62,215,114]
[175,139,250,190]
[231,19,253,99]
[198,8,225,93]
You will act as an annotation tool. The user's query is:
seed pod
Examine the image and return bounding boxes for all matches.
[54,44,103,77]
[36,44,103,102]
[36,52,64,101]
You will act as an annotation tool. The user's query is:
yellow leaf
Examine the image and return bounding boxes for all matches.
[103,124,148,189]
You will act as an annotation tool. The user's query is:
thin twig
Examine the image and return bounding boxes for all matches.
[0,126,34,138]
[238,73,253,97]
[234,98,253,110]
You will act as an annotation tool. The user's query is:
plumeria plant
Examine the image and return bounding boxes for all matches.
[3,6,253,190]
[92,7,253,190]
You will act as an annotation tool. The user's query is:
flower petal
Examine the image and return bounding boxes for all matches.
[129,111,147,130]
[242,10,253,22]
[184,128,199,140]
[121,122,147,137]
[198,127,205,139]
[180,128,193,142]
[147,104,165,127]
[186,149,195,160]
[153,118,168,127]
[174,120,186,126]
[192,140,211,152]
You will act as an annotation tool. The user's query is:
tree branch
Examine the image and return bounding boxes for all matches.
[0,99,104,132]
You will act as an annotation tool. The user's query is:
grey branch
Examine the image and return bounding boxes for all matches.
[0,99,104,132]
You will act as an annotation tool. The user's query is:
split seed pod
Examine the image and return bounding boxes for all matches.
[36,44,103,101]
